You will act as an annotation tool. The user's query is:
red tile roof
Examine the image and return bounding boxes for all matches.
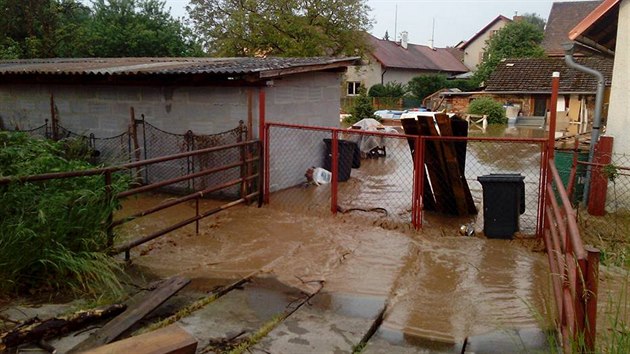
[569,0,620,54]
[486,57,613,93]
[541,1,602,56]
[368,35,468,74]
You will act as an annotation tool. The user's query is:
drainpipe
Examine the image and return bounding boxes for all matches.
[381,68,387,85]
[562,42,605,204]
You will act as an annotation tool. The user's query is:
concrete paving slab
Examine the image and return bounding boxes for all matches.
[363,326,463,354]
[175,278,304,353]
[463,327,553,354]
[251,292,385,354]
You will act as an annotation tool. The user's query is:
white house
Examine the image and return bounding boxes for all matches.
[569,0,630,155]
[456,15,512,70]
[344,34,468,98]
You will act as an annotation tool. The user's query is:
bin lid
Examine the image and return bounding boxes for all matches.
[477,173,525,183]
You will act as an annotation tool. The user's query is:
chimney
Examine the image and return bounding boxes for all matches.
[401,31,408,49]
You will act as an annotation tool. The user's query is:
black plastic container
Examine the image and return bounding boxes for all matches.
[323,139,356,182]
[477,174,526,239]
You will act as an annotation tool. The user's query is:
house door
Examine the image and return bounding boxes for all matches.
[533,96,547,117]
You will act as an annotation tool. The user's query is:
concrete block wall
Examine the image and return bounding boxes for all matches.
[265,71,342,192]
[0,70,344,194]
[265,71,341,127]
[0,71,340,136]
[0,83,250,137]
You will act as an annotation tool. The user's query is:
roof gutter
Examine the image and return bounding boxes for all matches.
[563,42,606,204]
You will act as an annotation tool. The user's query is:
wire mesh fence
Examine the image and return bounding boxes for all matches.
[339,130,414,223]
[266,125,333,216]
[571,152,630,266]
[266,123,546,234]
[457,139,544,235]
[1,117,248,196]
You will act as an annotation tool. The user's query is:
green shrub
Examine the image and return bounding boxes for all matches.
[467,97,507,124]
[0,132,129,297]
[368,82,407,98]
[368,84,387,97]
[345,86,377,124]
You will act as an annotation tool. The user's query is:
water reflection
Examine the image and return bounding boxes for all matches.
[382,236,550,345]
[469,124,546,139]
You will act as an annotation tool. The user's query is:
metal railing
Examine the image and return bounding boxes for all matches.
[543,159,600,352]
[0,140,262,260]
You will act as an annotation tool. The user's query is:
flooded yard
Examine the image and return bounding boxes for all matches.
[107,124,558,351]
[116,193,552,351]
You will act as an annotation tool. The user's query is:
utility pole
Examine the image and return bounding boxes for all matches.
[394,4,398,41]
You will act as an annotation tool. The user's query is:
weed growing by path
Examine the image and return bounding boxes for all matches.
[0,132,128,298]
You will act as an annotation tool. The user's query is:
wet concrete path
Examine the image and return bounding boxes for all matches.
[113,194,553,353]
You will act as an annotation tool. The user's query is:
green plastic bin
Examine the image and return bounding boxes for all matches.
[554,149,588,203]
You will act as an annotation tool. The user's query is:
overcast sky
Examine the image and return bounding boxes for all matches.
[159,0,584,48]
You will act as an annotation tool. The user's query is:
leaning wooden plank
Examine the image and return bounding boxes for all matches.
[450,116,469,175]
[400,118,419,155]
[69,276,190,353]
[435,114,476,216]
[450,115,478,215]
[400,118,437,211]
[83,324,196,354]
[0,304,126,352]
[418,115,457,214]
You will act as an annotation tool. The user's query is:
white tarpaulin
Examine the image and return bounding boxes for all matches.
[349,118,399,153]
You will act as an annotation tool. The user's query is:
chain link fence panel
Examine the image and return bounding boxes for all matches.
[267,124,545,234]
[339,130,414,224]
[457,139,544,236]
[192,124,247,198]
[576,153,630,266]
[1,123,49,139]
[267,125,333,216]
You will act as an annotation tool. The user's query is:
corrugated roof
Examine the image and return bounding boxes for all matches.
[486,57,613,92]
[0,57,359,78]
[541,1,602,56]
[368,35,468,74]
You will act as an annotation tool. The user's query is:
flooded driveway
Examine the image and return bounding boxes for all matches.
[116,193,551,350]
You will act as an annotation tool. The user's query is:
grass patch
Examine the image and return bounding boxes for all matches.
[227,314,284,354]
[0,132,129,298]
[579,208,630,268]
[597,271,630,353]
[138,293,219,334]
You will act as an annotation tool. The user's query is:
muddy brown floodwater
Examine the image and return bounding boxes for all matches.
[116,193,552,347]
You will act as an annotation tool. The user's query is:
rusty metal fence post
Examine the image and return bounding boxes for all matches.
[184,130,195,191]
[104,170,114,248]
[584,247,600,350]
[331,130,339,215]
[264,124,271,204]
[412,136,424,229]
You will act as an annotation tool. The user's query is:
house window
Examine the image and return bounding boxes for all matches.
[347,81,361,96]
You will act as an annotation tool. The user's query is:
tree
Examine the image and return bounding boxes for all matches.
[472,20,545,85]
[0,0,202,58]
[186,0,373,57]
[521,13,546,32]
[408,74,448,102]
[346,86,375,124]
[85,0,202,57]
[0,0,91,58]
